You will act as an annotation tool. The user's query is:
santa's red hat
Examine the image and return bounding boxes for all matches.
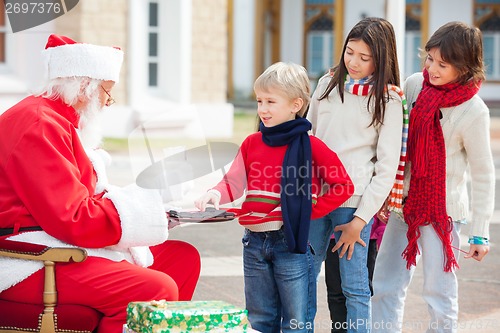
[42,34,124,83]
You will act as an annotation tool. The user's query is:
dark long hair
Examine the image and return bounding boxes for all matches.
[319,17,400,126]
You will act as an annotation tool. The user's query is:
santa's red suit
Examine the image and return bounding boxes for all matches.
[0,68,200,331]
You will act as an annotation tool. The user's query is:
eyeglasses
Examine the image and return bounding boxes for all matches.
[100,85,115,107]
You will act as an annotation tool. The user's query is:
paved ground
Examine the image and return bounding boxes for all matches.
[106,116,500,332]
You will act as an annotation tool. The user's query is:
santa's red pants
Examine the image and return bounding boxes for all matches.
[0,240,201,333]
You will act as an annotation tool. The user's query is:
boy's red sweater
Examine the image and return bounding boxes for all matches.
[212,132,354,232]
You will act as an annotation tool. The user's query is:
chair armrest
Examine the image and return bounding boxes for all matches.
[0,239,89,332]
[0,239,87,263]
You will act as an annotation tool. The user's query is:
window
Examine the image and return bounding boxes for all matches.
[404,0,422,78]
[475,1,500,80]
[307,32,333,78]
[483,33,500,80]
[404,30,422,77]
[148,1,159,87]
[305,0,334,81]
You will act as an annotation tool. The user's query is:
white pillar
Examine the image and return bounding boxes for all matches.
[280,0,304,64]
[233,0,255,100]
[386,0,406,82]
[429,0,473,33]
[178,0,192,104]
[162,0,192,104]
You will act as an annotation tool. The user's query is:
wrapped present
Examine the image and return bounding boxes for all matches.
[123,324,138,333]
[127,300,249,332]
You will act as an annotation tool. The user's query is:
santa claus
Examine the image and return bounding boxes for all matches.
[0,34,200,332]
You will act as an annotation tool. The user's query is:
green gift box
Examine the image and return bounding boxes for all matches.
[127,300,249,332]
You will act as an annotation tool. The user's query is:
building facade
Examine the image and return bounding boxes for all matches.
[1,0,499,139]
[232,0,500,101]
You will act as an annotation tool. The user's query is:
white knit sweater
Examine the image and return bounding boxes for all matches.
[308,75,404,224]
[403,73,495,239]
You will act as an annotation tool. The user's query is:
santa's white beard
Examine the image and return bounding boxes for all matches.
[77,97,103,150]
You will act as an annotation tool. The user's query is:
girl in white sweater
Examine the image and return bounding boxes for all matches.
[372,21,494,333]
[307,17,405,333]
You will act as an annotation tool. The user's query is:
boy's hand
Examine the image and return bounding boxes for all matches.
[194,191,220,211]
[331,216,367,260]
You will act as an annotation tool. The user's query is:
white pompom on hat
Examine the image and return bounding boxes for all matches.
[42,34,124,83]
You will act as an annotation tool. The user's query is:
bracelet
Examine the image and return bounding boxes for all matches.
[468,236,489,245]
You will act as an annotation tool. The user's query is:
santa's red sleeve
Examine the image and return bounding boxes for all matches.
[5,111,168,249]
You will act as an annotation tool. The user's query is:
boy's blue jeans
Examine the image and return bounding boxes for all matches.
[242,228,315,333]
[309,207,373,333]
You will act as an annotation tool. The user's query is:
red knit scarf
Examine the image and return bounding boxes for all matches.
[403,69,480,272]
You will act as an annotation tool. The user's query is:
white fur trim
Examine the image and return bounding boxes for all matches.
[42,43,124,82]
[0,231,137,292]
[0,256,42,293]
[85,148,111,194]
[104,184,169,249]
[0,183,168,291]
[129,246,154,268]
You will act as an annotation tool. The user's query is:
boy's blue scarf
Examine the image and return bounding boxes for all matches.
[260,118,313,254]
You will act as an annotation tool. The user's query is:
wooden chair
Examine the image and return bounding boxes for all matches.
[0,239,102,333]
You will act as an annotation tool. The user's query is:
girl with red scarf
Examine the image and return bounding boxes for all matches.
[372,22,494,333]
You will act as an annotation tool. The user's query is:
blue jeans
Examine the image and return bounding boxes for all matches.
[242,228,315,333]
[309,207,373,333]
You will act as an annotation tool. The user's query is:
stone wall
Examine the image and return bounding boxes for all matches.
[191,0,228,103]
[55,0,128,104]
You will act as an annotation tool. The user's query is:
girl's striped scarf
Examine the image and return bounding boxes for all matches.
[403,69,480,272]
[344,75,409,214]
